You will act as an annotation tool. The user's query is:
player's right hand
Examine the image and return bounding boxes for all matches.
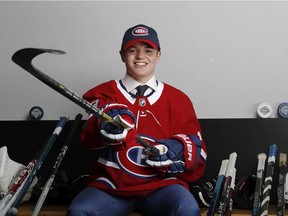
[99,103,136,150]
[145,139,186,176]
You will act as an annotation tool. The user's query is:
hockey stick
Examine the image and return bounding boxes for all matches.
[31,113,83,216]
[3,115,69,216]
[277,152,287,216]
[252,153,267,216]
[258,144,277,216]
[224,167,236,216]
[285,173,288,207]
[207,159,228,216]
[217,152,237,216]
[11,48,159,156]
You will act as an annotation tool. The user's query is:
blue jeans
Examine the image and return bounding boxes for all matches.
[66,184,200,216]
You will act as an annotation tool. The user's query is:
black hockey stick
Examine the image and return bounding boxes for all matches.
[277,152,287,216]
[31,113,83,216]
[285,173,288,209]
[258,144,277,216]
[4,115,69,216]
[11,48,159,156]
[207,159,228,216]
[252,153,267,216]
[217,152,237,216]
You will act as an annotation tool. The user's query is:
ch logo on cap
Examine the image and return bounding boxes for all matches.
[132,27,149,36]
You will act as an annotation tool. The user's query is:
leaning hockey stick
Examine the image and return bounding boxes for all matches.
[207,159,228,216]
[285,173,288,207]
[31,113,83,216]
[224,167,236,216]
[11,48,159,156]
[252,153,267,216]
[277,152,287,216]
[217,152,237,216]
[258,144,277,216]
[3,115,69,216]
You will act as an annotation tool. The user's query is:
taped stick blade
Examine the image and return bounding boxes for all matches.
[12,48,66,70]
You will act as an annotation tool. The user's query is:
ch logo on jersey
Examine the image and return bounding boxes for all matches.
[116,146,157,178]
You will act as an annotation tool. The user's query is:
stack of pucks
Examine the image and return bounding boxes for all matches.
[257,103,273,118]
[278,102,288,118]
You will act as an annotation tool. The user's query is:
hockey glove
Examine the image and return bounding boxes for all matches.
[145,138,185,176]
[100,103,136,150]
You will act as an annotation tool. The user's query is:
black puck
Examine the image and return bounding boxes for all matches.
[29,106,44,120]
[278,102,288,118]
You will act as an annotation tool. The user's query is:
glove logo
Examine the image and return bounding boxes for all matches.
[116,146,158,178]
[175,134,193,161]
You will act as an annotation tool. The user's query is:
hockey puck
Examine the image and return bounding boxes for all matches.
[278,102,288,118]
[29,106,44,120]
[257,103,272,118]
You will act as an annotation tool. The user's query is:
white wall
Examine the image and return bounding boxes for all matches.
[1,1,288,120]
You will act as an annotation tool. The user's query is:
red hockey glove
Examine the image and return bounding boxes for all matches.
[100,103,136,150]
[145,138,185,176]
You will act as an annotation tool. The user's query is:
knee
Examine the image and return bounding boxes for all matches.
[189,208,201,216]
[66,209,85,216]
[176,205,201,216]
[175,200,201,216]
[66,205,89,216]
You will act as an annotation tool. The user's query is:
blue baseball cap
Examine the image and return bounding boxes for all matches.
[121,24,161,51]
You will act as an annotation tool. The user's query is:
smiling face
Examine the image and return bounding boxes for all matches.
[120,42,161,84]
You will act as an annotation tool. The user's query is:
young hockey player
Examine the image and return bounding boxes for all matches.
[67,24,207,216]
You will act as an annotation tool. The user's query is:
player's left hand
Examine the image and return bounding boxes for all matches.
[145,139,185,175]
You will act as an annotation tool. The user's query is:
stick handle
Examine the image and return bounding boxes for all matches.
[207,159,228,216]
[218,152,237,216]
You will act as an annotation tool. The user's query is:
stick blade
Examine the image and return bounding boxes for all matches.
[12,48,66,70]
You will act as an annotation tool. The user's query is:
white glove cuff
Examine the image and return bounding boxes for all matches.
[100,128,128,141]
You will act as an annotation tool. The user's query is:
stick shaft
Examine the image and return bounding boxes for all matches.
[224,167,236,216]
[258,144,277,216]
[252,153,267,216]
[277,152,287,216]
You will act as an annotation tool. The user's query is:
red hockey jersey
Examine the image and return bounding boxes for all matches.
[81,78,207,197]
